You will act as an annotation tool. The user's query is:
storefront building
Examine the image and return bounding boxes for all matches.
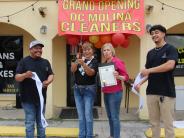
[0,0,184,119]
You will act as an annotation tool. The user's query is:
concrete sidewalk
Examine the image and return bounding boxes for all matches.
[0,107,148,137]
[0,107,140,120]
[0,107,183,137]
[0,120,148,138]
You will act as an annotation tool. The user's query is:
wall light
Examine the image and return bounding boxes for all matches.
[38,7,47,17]
[40,25,47,34]
[145,5,154,14]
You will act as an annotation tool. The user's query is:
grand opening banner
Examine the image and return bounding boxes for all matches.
[58,0,144,36]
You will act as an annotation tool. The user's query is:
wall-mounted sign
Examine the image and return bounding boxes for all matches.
[58,0,145,35]
[0,36,23,94]
[166,35,184,76]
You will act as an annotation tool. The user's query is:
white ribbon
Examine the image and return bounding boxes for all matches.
[131,73,146,112]
[32,72,48,128]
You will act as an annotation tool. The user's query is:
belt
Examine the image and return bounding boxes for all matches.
[75,84,95,89]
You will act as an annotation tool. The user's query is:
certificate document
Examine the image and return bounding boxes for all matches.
[98,63,117,87]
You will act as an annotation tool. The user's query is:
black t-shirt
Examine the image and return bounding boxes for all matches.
[74,58,98,85]
[16,56,53,104]
[145,44,178,97]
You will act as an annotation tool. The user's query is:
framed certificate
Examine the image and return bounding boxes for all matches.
[98,63,117,87]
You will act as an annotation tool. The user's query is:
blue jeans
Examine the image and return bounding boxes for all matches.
[104,91,123,138]
[22,102,46,138]
[74,84,96,138]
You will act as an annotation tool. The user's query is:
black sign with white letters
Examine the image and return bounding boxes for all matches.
[0,36,23,93]
[166,35,184,76]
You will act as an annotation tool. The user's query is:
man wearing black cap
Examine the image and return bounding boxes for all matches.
[135,25,178,138]
[15,40,54,138]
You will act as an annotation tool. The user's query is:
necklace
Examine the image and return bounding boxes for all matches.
[154,46,163,51]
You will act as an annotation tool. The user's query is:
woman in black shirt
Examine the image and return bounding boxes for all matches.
[71,42,98,138]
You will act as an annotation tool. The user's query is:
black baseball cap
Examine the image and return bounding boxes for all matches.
[149,25,167,34]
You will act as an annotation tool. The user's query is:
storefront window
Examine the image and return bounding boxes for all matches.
[0,36,23,94]
[166,35,184,76]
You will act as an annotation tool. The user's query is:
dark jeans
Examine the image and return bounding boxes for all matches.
[104,91,123,138]
[74,84,96,138]
[22,102,46,138]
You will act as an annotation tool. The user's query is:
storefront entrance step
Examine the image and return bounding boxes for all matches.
[60,107,98,119]
[0,126,78,138]
[145,128,184,138]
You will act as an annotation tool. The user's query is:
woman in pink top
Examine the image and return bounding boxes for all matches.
[101,43,129,138]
